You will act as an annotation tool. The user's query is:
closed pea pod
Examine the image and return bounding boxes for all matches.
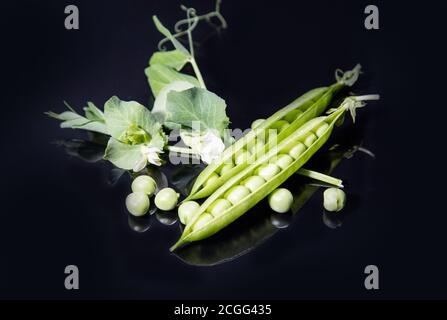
[171,94,379,250]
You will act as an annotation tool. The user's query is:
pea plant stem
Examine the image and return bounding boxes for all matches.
[190,58,206,89]
[297,168,344,188]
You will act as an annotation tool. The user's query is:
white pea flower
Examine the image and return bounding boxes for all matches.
[133,146,164,172]
[198,131,225,164]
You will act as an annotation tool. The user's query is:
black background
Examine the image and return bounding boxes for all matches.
[1,0,446,299]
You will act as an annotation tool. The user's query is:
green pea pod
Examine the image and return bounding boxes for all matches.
[171,94,378,251]
[185,64,362,201]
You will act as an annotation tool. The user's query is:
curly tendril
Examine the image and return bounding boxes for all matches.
[327,94,380,123]
[335,64,362,86]
[157,0,228,52]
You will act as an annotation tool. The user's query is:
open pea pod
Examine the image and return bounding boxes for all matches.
[170,94,378,251]
[185,64,362,201]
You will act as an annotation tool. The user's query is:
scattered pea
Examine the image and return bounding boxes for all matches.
[242,175,266,192]
[178,201,200,225]
[256,163,280,180]
[154,187,179,211]
[268,188,293,213]
[289,142,306,159]
[224,185,251,205]
[126,192,150,217]
[323,188,346,212]
[131,175,157,196]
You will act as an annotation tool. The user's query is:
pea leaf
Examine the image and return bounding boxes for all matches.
[103,138,145,171]
[103,96,166,150]
[149,50,190,71]
[152,16,189,54]
[145,64,200,97]
[165,87,230,137]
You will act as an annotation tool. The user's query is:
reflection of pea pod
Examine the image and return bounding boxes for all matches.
[174,141,359,266]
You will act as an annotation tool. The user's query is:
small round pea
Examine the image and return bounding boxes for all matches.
[242,175,266,192]
[224,185,251,205]
[251,118,265,129]
[154,187,179,211]
[268,188,293,213]
[284,109,303,123]
[126,192,150,217]
[204,172,219,187]
[235,150,251,165]
[256,163,280,180]
[193,213,214,231]
[270,154,294,170]
[304,132,318,148]
[131,175,157,196]
[323,188,346,212]
[289,143,306,159]
[315,122,329,137]
[178,201,200,225]
[219,162,235,176]
[208,198,232,217]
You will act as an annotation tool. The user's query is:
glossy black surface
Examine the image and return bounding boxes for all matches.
[1,0,446,299]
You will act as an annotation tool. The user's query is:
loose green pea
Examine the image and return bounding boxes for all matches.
[235,149,251,165]
[126,192,150,217]
[193,213,214,231]
[304,132,318,148]
[224,185,251,205]
[270,154,294,170]
[289,143,306,159]
[251,118,265,129]
[323,188,346,212]
[315,122,329,137]
[178,201,200,225]
[268,188,293,213]
[154,187,179,211]
[219,162,235,176]
[242,175,266,192]
[204,172,219,187]
[256,163,280,180]
[284,109,303,123]
[208,198,232,217]
[131,175,157,196]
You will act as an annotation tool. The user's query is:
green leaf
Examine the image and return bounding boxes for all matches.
[165,87,230,137]
[104,138,145,170]
[145,64,200,97]
[152,16,189,54]
[46,110,108,135]
[103,96,166,150]
[149,50,190,71]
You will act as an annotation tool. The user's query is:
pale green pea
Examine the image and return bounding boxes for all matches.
[270,154,294,170]
[315,122,330,137]
[323,188,346,212]
[304,133,318,148]
[219,162,235,176]
[131,175,157,196]
[242,175,266,192]
[204,172,219,187]
[256,163,280,180]
[207,198,232,217]
[178,201,200,225]
[289,143,306,159]
[154,187,179,211]
[284,109,303,123]
[224,185,251,205]
[235,149,251,165]
[126,192,150,217]
[193,213,214,231]
[268,188,293,213]
[251,118,265,129]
